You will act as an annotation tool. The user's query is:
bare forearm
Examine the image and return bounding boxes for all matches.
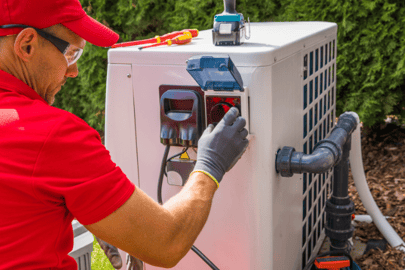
[162,172,217,260]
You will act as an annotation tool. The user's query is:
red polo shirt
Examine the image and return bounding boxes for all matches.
[0,70,135,269]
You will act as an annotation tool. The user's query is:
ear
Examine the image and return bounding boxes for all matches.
[13,28,40,63]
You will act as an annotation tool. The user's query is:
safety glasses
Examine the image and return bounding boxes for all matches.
[0,24,83,67]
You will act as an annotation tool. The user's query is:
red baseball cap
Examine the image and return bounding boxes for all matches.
[0,0,119,47]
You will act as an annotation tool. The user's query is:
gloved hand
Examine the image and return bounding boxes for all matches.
[192,107,249,186]
[95,236,122,269]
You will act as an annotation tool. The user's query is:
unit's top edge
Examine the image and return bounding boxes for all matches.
[108,21,337,67]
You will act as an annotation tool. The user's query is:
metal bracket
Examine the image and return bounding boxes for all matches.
[245,17,251,40]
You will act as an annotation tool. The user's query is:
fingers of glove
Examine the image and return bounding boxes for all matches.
[226,140,249,172]
[239,128,249,139]
[202,124,214,137]
[232,116,247,131]
[220,107,240,126]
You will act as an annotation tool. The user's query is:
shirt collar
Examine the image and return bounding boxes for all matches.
[0,70,48,105]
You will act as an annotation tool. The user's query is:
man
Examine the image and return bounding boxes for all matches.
[0,0,249,269]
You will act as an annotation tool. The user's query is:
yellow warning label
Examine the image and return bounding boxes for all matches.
[180,151,190,160]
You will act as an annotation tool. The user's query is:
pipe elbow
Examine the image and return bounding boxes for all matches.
[276,112,359,177]
[277,146,337,176]
[300,147,335,173]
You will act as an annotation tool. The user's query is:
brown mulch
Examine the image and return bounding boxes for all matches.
[348,122,405,269]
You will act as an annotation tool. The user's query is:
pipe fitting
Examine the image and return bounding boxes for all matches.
[299,147,335,173]
[276,147,295,177]
[336,112,359,134]
[276,112,358,177]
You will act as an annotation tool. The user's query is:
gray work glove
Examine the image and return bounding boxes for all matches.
[192,107,249,185]
[95,236,123,269]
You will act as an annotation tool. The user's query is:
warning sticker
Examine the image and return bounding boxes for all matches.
[180,151,190,160]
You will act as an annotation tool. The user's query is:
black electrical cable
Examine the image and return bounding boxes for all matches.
[158,146,191,205]
[191,245,219,270]
[167,147,189,162]
[157,145,171,204]
[163,147,188,177]
[157,146,220,270]
[303,250,354,270]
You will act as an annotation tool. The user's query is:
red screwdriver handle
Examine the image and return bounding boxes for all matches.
[139,32,192,50]
[112,29,198,48]
[168,32,193,45]
[185,29,199,37]
[111,37,158,48]
[160,29,199,41]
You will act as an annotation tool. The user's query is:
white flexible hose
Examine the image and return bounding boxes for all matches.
[353,214,392,224]
[349,113,405,252]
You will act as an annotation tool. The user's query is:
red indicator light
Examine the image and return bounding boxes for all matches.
[212,97,222,103]
[206,96,241,125]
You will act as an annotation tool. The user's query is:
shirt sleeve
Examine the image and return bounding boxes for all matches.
[32,112,135,225]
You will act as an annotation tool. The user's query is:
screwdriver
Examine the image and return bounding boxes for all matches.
[138,31,193,50]
[111,29,198,48]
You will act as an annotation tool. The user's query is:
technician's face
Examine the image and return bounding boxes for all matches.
[36,25,86,105]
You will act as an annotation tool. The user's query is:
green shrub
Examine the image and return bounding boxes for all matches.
[166,0,282,31]
[91,236,114,270]
[55,0,405,130]
[279,0,405,127]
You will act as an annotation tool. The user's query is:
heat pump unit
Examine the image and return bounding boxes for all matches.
[105,21,337,270]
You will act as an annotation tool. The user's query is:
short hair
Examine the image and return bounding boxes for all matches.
[42,24,59,36]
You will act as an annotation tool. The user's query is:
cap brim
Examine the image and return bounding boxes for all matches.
[62,15,119,47]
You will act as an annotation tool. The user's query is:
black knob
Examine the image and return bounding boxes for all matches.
[210,102,233,125]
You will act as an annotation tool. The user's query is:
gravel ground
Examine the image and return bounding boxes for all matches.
[349,121,405,269]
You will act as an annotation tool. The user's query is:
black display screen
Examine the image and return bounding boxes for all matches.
[168,99,194,111]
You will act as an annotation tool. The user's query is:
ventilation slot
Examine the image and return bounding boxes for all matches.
[301,39,336,269]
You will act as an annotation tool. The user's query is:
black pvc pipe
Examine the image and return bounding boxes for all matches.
[276,112,358,255]
[276,113,357,177]
[332,136,351,206]
[325,136,355,252]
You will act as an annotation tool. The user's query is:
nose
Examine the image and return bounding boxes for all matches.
[65,62,79,78]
